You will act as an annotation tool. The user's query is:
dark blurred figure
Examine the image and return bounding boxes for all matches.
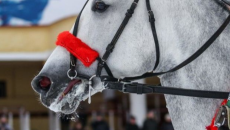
[78,108,88,129]
[161,114,174,130]
[71,121,84,130]
[0,116,12,130]
[61,115,70,130]
[142,110,158,130]
[126,115,139,130]
[91,113,109,130]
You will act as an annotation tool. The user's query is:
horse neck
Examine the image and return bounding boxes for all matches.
[151,0,230,72]
[149,1,230,130]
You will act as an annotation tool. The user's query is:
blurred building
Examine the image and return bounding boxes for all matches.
[0,0,86,129]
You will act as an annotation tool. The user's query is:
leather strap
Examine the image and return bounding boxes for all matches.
[96,0,139,77]
[96,58,114,77]
[146,0,160,71]
[104,81,229,99]
[69,0,89,76]
[102,0,139,61]
[72,0,89,36]
[97,0,161,77]
[123,14,230,81]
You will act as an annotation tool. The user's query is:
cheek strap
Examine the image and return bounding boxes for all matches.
[56,31,99,67]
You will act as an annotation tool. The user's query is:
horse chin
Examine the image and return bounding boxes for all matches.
[46,80,89,114]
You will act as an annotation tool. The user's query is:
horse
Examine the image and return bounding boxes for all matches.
[31,0,230,129]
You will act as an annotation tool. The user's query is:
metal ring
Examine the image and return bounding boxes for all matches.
[67,69,77,80]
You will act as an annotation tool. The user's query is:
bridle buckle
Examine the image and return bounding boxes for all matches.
[121,82,131,93]
[122,85,127,93]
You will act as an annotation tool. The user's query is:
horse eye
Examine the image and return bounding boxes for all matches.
[92,0,109,13]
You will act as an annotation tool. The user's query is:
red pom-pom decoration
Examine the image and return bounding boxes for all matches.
[56,31,99,67]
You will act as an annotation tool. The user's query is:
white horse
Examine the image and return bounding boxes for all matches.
[31,0,230,129]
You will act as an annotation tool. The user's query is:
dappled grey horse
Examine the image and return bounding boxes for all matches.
[31,0,230,130]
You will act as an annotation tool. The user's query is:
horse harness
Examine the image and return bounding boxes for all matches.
[67,0,230,129]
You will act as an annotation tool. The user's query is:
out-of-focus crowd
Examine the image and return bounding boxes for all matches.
[0,111,173,130]
[125,111,173,130]
[0,116,12,130]
[69,111,173,130]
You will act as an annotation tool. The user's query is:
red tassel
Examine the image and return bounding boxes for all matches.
[206,100,227,130]
[56,31,99,67]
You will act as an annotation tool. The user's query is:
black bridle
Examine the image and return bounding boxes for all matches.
[69,0,230,99]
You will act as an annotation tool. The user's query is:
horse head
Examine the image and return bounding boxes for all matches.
[31,0,230,129]
[31,0,156,115]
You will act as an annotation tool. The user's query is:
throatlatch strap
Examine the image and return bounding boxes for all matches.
[123,14,230,81]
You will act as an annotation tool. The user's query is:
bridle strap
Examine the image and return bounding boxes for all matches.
[122,14,230,81]
[104,81,229,99]
[97,58,114,77]
[102,5,230,99]
[69,0,115,79]
[97,0,161,76]
[69,0,89,77]
[96,0,139,77]
[101,0,139,61]
[146,0,160,71]
[72,0,89,36]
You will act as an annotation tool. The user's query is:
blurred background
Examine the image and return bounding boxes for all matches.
[0,0,173,130]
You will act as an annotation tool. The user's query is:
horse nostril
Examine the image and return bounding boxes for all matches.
[39,76,51,89]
